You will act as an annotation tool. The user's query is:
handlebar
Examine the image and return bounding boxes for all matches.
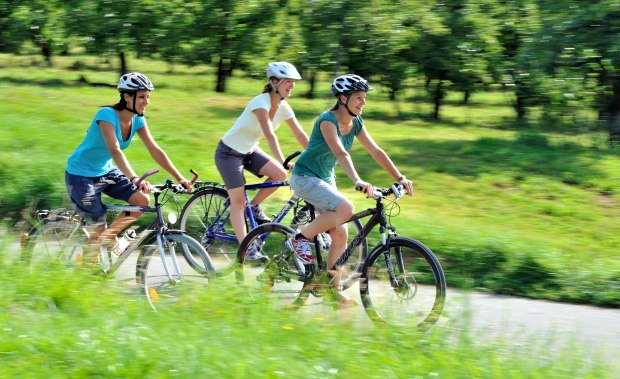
[132,169,199,193]
[355,183,407,200]
[283,151,302,170]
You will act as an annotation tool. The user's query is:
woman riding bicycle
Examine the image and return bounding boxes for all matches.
[288,74,413,306]
[214,62,309,262]
[65,72,192,263]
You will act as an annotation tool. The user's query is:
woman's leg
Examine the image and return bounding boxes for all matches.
[250,159,287,206]
[99,190,148,244]
[227,186,248,244]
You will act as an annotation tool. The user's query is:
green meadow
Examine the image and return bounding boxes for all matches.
[0,53,618,377]
[1,53,618,307]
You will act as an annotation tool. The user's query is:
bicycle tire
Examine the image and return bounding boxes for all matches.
[289,204,368,290]
[21,218,86,270]
[178,186,241,276]
[360,237,446,330]
[236,222,311,309]
[136,232,213,309]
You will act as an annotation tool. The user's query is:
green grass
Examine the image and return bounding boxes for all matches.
[0,241,615,378]
[1,53,619,307]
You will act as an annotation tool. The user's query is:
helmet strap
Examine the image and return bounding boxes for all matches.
[271,78,285,102]
[340,93,357,117]
[122,92,144,117]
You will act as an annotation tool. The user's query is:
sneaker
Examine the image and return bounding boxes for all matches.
[250,204,271,225]
[245,240,268,264]
[285,235,315,264]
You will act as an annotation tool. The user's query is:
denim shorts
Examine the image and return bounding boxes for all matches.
[289,174,347,212]
[65,168,136,224]
[214,140,271,190]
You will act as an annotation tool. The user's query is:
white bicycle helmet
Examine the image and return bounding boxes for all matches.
[117,72,154,92]
[266,62,302,80]
[331,74,372,96]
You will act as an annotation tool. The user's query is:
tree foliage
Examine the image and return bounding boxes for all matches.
[2,0,620,140]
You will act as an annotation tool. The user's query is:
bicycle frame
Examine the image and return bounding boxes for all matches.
[307,187,402,288]
[205,180,302,243]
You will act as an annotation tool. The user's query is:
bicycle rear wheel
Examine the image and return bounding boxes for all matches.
[179,187,239,275]
[21,215,86,270]
[136,232,213,309]
[290,204,367,290]
[236,223,311,308]
[361,237,446,331]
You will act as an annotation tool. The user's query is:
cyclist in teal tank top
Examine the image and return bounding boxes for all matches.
[289,74,413,307]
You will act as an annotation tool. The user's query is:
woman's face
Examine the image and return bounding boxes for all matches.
[343,91,367,115]
[125,90,151,113]
[275,78,296,98]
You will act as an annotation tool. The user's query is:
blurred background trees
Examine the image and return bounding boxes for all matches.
[1,0,619,142]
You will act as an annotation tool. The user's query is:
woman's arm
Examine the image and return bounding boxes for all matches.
[255,108,286,164]
[285,117,309,149]
[356,128,413,195]
[137,125,192,190]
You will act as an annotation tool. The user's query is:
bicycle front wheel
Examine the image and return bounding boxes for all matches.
[361,237,446,331]
[21,218,86,270]
[237,223,310,308]
[179,187,238,275]
[136,232,213,309]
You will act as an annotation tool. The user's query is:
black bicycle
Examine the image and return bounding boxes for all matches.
[236,183,446,330]
[177,151,367,283]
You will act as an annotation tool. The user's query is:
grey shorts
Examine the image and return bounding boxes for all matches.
[289,174,347,212]
[214,140,271,190]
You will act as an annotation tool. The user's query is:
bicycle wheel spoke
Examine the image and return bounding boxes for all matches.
[237,223,310,308]
[361,237,445,330]
[179,188,238,275]
[22,220,85,270]
[137,233,212,309]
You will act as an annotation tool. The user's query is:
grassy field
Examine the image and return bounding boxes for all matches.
[0,53,619,310]
[0,243,615,378]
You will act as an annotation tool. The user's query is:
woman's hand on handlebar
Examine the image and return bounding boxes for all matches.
[177,177,194,193]
[135,179,153,194]
[355,179,374,198]
[398,176,413,196]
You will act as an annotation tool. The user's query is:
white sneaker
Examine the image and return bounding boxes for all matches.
[285,236,315,264]
[245,240,268,264]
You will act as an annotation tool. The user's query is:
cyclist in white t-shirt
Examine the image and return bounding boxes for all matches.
[214,62,308,262]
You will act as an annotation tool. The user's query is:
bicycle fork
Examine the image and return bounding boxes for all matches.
[157,230,183,285]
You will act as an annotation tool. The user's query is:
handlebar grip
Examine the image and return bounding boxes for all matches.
[132,169,160,190]
[189,169,199,185]
[283,151,302,169]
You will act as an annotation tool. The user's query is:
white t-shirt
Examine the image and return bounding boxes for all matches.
[221,92,295,154]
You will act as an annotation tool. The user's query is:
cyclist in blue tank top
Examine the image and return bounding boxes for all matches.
[289,74,413,307]
[65,73,192,263]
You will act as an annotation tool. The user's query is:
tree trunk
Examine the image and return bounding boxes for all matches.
[119,51,127,78]
[433,81,443,120]
[463,90,470,104]
[608,76,620,145]
[215,57,227,93]
[41,42,52,66]
[306,72,316,99]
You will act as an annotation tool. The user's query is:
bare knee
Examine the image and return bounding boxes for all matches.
[129,192,150,206]
[269,167,287,182]
[334,200,354,223]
